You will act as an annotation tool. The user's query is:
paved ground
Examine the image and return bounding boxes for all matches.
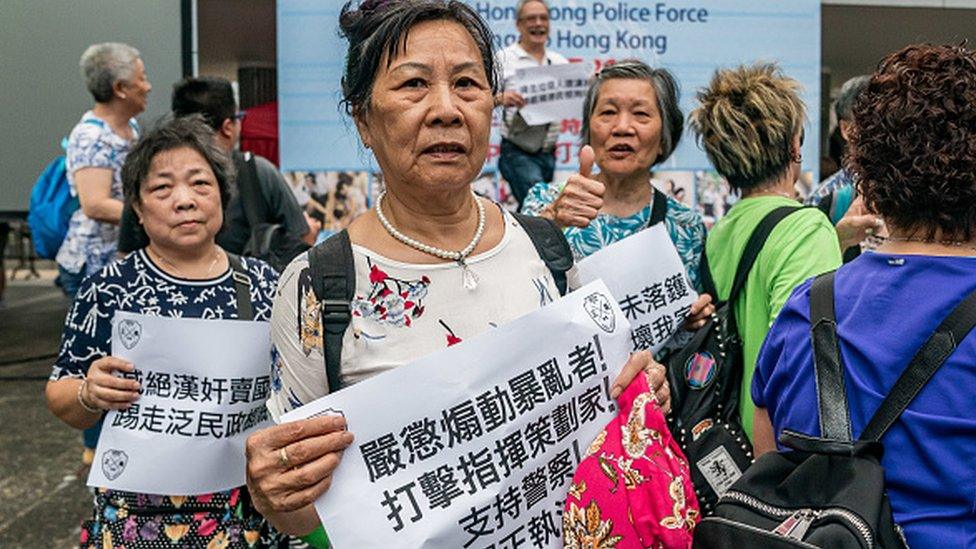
[0,271,93,548]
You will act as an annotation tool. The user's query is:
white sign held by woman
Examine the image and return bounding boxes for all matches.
[87,312,273,495]
[575,224,698,353]
[511,63,592,125]
[282,280,631,548]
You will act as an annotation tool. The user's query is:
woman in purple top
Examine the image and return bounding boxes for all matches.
[752,44,976,547]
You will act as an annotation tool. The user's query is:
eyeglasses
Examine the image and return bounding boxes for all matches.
[519,14,549,23]
[233,111,247,121]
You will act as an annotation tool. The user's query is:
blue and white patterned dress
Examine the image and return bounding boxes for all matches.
[55,111,139,276]
[51,249,281,548]
[522,182,708,291]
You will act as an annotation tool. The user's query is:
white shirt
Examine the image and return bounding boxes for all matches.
[266,209,562,420]
[495,43,569,141]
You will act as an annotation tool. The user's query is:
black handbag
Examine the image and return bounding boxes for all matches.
[664,206,802,513]
[693,270,976,548]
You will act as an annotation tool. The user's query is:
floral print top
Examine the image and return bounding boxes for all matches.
[522,182,707,292]
[56,111,139,276]
[266,208,563,419]
[563,373,699,548]
[50,249,281,548]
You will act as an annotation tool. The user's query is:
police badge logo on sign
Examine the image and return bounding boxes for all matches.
[583,292,616,333]
[117,319,142,350]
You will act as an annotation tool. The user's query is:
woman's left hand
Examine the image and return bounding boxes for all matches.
[683,293,715,331]
[610,350,670,413]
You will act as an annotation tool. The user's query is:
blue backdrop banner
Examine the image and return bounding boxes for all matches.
[278,0,820,179]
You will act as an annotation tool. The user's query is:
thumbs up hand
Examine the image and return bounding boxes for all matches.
[541,145,605,229]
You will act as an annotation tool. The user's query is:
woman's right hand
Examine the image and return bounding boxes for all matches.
[246,416,355,516]
[83,356,141,411]
[542,146,605,229]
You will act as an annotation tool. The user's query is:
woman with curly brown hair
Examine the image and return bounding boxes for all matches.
[752,43,976,547]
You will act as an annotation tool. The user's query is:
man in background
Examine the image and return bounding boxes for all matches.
[495,0,567,209]
[119,77,319,267]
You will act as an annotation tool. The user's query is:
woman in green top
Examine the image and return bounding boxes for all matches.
[688,63,842,440]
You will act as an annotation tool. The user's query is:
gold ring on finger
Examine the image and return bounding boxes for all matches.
[279,447,290,468]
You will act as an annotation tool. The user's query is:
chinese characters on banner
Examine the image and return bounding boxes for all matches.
[575,224,698,353]
[282,280,631,548]
[510,63,592,126]
[87,312,273,495]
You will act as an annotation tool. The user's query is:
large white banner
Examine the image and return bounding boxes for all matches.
[88,312,273,495]
[283,280,631,548]
[576,224,697,353]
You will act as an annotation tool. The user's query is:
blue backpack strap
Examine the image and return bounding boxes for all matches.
[511,212,574,296]
[308,231,355,394]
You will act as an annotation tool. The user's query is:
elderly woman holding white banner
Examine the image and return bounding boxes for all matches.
[522,60,714,333]
[45,117,281,547]
[244,0,671,541]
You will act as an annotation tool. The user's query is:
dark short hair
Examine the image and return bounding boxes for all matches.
[849,43,976,241]
[580,59,683,167]
[338,0,497,118]
[172,77,236,131]
[121,116,233,244]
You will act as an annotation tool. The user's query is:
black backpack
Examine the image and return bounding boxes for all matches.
[307,211,574,393]
[663,206,803,513]
[694,270,976,548]
[238,152,310,272]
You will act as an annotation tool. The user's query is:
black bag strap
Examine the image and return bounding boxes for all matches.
[726,206,802,304]
[511,212,573,297]
[647,187,668,227]
[236,152,267,229]
[226,253,254,321]
[860,286,976,441]
[308,230,355,394]
[809,270,852,441]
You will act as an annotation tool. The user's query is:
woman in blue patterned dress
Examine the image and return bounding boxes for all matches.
[45,117,281,548]
[521,60,708,293]
[56,42,152,297]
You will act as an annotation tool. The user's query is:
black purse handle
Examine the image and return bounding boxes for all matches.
[809,270,976,443]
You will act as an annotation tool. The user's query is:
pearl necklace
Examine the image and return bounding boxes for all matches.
[375,190,486,290]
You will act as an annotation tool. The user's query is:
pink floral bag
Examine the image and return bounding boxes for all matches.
[563,373,700,548]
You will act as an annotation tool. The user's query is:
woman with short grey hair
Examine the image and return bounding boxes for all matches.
[56,41,152,465]
[522,59,710,294]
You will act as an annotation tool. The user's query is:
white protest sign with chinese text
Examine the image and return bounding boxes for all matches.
[511,63,591,126]
[575,224,698,353]
[88,312,273,495]
[282,280,631,548]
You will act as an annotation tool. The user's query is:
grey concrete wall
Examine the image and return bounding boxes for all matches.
[0,0,182,213]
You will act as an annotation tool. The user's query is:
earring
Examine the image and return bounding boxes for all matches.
[791,152,802,163]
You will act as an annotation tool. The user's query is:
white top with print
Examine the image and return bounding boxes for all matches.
[267,209,562,420]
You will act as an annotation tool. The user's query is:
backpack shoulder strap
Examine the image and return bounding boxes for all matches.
[860,286,976,441]
[236,152,266,228]
[727,206,803,304]
[647,187,668,227]
[809,270,853,441]
[226,253,254,321]
[308,230,355,393]
[511,211,574,296]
